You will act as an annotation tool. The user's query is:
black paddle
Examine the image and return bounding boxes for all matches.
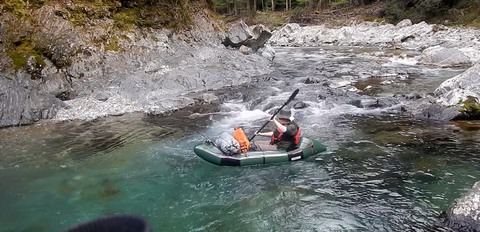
[249,89,300,141]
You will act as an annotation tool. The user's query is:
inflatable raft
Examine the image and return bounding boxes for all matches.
[193,137,326,166]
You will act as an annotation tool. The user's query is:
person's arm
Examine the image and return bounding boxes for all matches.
[273,118,287,132]
[257,131,273,137]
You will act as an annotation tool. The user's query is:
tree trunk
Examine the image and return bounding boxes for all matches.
[234,0,237,15]
[271,0,274,11]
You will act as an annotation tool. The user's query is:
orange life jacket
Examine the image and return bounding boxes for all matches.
[233,127,251,153]
[270,121,301,146]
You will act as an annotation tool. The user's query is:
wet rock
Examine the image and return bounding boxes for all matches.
[435,65,480,106]
[438,181,480,232]
[347,99,363,108]
[258,44,275,61]
[293,102,308,109]
[406,65,480,121]
[410,98,462,121]
[419,46,472,68]
[193,93,219,104]
[347,98,391,109]
[303,76,322,84]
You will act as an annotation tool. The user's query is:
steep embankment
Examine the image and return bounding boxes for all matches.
[0,0,273,127]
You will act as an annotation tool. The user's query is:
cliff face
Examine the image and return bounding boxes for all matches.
[0,0,273,127]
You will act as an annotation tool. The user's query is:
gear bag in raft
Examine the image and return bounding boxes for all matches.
[233,127,251,153]
[215,132,240,155]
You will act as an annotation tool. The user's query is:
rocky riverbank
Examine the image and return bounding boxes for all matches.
[0,1,274,127]
[267,19,480,230]
[268,19,480,121]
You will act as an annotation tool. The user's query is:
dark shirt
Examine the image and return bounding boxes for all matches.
[272,121,299,150]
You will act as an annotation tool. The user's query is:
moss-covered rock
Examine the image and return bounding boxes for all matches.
[456,96,480,120]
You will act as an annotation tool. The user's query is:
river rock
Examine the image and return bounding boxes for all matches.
[245,24,273,51]
[419,46,472,67]
[438,181,480,232]
[223,20,273,53]
[435,65,480,106]
[223,20,254,47]
[410,98,463,121]
[396,19,412,28]
[258,44,275,61]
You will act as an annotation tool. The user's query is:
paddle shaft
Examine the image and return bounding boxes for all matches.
[249,89,299,141]
[195,130,218,147]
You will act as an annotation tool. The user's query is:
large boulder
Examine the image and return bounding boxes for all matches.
[435,65,480,106]
[419,46,472,68]
[407,65,480,121]
[223,20,253,46]
[410,65,480,121]
[438,181,480,231]
[222,21,272,52]
[0,73,66,127]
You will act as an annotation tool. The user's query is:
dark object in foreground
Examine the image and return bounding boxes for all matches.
[63,215,152,232]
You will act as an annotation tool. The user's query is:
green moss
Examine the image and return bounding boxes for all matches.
[6,40,36,69]
[113,8,139,30]
[64,0,196,31]
[68,0,118,26]
[104,35,123,52]
[459,96,480,115]
[4,0,27,17]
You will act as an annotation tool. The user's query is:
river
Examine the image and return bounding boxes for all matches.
[1,46,479,231]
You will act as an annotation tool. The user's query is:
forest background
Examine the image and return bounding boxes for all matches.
[212,0,480,28]
[1,0,479,75]
[2,0,480,33]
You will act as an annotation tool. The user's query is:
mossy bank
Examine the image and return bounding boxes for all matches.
[0,0,273,127]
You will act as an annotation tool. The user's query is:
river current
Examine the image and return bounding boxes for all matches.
[1,46,479,231]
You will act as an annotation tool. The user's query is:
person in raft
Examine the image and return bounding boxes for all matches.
[252,107,302,151]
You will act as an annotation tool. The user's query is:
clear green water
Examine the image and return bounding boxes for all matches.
[1,113,479,232]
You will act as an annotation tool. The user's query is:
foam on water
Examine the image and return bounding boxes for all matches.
[384,55,419,66]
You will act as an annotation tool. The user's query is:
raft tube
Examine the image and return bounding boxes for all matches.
[193,137,326,166]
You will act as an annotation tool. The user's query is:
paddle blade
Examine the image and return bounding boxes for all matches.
[287,89,300,104]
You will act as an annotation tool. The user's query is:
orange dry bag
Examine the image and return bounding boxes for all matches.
[233,127,251,153]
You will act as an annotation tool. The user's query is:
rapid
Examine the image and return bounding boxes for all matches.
[1,46,479,231]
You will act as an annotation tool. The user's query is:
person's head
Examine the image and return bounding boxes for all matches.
[276,108,292,123]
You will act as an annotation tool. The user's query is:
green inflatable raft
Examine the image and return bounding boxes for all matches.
[193,137,327,166]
